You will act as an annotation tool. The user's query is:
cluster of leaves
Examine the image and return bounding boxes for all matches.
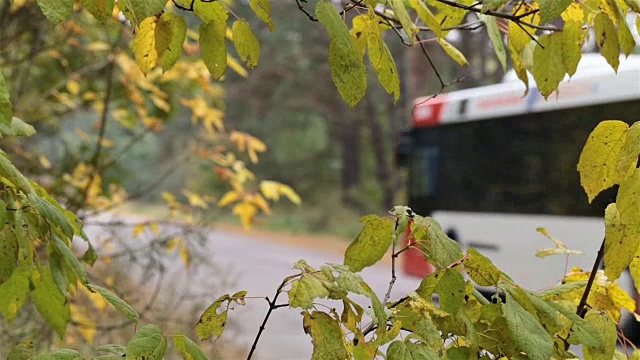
[37,0,640,107]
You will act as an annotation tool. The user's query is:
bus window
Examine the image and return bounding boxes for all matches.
[408,146,439,216]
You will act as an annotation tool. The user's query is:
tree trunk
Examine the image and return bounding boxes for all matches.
[366,94,394,209]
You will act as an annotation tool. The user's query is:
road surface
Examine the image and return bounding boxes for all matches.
[85,216,423,360]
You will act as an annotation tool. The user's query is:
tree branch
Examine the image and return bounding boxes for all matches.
[247,273,299,360]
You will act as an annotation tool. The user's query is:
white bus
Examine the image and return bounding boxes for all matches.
[398,53,640,334]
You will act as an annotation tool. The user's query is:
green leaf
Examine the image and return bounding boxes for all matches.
[344,215,394,272]
[561,4,583,77]
[594,12,620,72]
[464,248,502,286]
[531,32,565,99]
[174,333,210,360]
[481,0,507,12]
[36,0,73,26]
[7,340,35,360]
[200,20,227,80]
[583,310,616,359]
[52,235,88,284]
[0,153,34,194]
[616,122,640,179]
[408,0,441,37]
[81,0,115,23]
[49,247,70,294]
[538,0,571,24]
[125,324,167,360]
[31,267,70,338]
[0,227,18,284]
[302,311,348,360]
[97,344,126,355]
[577,120,628,202]
[327,37,367,107]
[390,0,417,43]
[0,73,12,125]
[89,284,140,322]
[0,268,29,321]
[0,117,36,137]
[438,38,468,66]
[547,301,603,348]
[232,19,261,69]
[410,216,463,270]
[36,349,82,360]
[503,292,553,360]
[479,14,506,71]
[604,203,640,281]
[435,269,465,314]
[289,273,330,309]
[155,12,187,72]
[249,0,274,31]
[316,0,367,107]
[196,294,230,340]
[194,0,227,23]
[522,291,565,335]
[367,29,400,101]
[119,0,165,27]
[28,193,75,238]
[537,280,587,297]
[608,0,636,56]
[387,340,439,360]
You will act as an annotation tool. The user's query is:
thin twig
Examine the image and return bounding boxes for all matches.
[576,239,605,318]
[295,0,317,21]
[247,273,299,360]
[79,29,124,211]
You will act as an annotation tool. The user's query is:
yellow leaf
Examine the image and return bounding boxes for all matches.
[409,0,441,37]
[132,223,146,238]
[218,190,241,207]
[279,183,301,205]
[508,2,540,52]
[39,155,52,169]
[132,16,159,75]
[149,221,160,235]
[232,201,257,229]
[260,180,280,201]
[182,189,209,209]
[179,243,190,268]
[531,32,565,98]
[508,42,529,94]
[603,203,640,281]
[607,282,636,313]
[577,120,628,202]
[165,237,181,252]
[66,79,80,95]
[70,303,97,343]
[251,193,271,215]
[231,19,261,69]
[438,38,468,66]
[594,12,620,72]
[561,4,584,77]
[583,310,616,359]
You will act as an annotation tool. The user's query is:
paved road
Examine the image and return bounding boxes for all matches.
[193,227,422,359]
[85,216,422,360]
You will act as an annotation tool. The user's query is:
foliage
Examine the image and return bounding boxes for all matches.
[26,0,640,107]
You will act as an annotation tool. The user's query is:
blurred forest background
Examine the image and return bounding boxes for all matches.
[1,1,508,238]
